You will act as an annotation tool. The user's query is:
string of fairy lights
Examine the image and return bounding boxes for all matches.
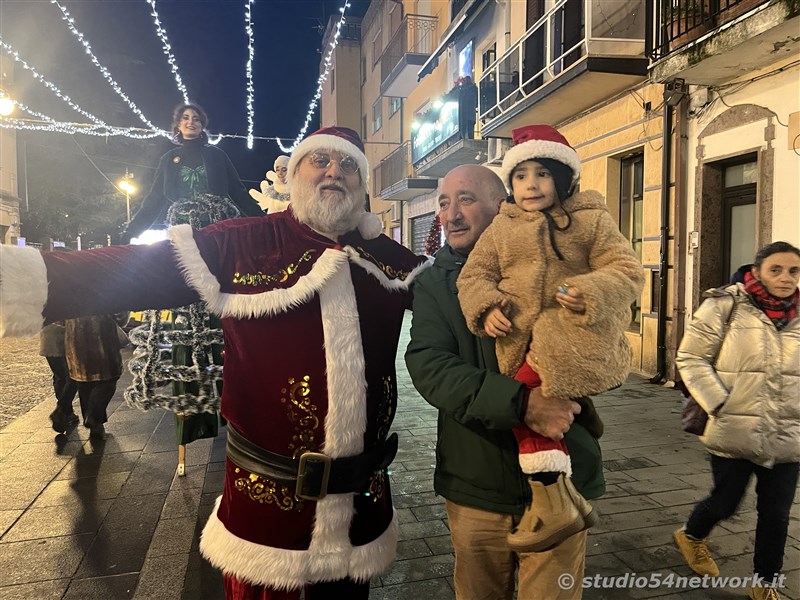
[245,0,256,149]
[50,0,162,133]
[277,1,351,152]
[0,0,351,151]
[146,0,190,105]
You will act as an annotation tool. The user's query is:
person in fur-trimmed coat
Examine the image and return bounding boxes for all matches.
[0,127,429,600]
[458,124,643,554]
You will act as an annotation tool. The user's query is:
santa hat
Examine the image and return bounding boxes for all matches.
[500,125,581,187]
[287,126,369,191]
[273,155,289,170]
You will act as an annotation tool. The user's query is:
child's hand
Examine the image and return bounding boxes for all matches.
[556,283,585,313]
[482,300,512,337]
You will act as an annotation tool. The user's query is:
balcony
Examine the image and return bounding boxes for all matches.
[377,143,438,201]
[478,0,648,138]
[380,14,438,97]
[649,0,799,85]
[411,81,489,178]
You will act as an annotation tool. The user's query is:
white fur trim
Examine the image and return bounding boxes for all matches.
[345,248,433,292]
[519,449,572,476]
[357,212,383,240]
[168,224,346,318]
[0,245,48,337]
[500,140,581,186]
[317,264,367,458]
[200,265,396,587]
[200,496,397,590]
[287,134,369,191]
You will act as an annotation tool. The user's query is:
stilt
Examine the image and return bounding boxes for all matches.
[177,442,186,476]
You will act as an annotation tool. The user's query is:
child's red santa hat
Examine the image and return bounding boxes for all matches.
[500,124,581,187]
[287,126,369,192]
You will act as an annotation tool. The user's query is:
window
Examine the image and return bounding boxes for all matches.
[722,159,757,280]
[452,0,469,20]
[620,153,643,327]
[330,68,335,93]
[373,29,382,66]
[372,99,382,133]
[373,166,381,197]
[361,57,367,85]
[411,212,435,254]
[482,43,496,70]
[362,115,368,139]
[390,97,402,116]
[390,4,403,34]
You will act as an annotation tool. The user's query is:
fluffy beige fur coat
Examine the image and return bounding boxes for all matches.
[458,190,644,398]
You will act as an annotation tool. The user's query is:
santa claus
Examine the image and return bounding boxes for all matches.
[0,126,430,599]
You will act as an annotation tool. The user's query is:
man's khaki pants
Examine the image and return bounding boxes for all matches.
[446,500,587,600]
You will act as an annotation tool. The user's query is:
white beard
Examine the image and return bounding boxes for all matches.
[290,178,364,239]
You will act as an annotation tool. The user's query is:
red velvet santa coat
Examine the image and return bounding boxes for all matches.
[0,208,430,590]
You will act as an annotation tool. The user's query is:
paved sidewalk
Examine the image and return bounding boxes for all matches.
[0,316,798,599]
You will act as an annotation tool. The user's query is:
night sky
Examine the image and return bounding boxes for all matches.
[1,0,371,186]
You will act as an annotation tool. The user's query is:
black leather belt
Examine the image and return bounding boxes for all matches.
[226,426,398,501]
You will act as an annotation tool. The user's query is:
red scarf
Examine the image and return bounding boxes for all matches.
[743,271,798,330]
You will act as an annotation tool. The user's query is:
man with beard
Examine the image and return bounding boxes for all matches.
[0,127,429,599]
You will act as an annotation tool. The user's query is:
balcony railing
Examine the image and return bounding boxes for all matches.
[377,142,411,194]
[380,14,438,86]
[479,0,644,128]
[651,0,768,60]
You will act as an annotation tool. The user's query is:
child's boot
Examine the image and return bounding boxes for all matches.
[564,475,597,528]
[507,474,586,552]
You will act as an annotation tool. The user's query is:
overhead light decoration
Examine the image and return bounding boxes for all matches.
[245,0,255,149]
[146,0,190,104]
[277,1,351,153]
[0,39,111,128]
[50,0,163,132]
[0,117,163,139]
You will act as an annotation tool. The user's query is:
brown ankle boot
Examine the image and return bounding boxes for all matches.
[507,474,586,553]
[564,475,597,528]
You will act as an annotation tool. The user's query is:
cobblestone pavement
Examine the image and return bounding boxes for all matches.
[0,315,798,599]
[0,335,51,429]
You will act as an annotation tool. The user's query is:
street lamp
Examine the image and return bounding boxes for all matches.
[0,91,15,117]
[117,170,136,223]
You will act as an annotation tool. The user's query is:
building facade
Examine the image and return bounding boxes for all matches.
[319,0,799,380]
[649,0,800,379]
[0,54,21,245]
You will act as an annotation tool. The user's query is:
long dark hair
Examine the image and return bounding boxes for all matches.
[171,102,209,143]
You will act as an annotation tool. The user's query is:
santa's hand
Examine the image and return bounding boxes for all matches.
[523,388,581,441]
[482,300,512,337]
[556,283,585,313]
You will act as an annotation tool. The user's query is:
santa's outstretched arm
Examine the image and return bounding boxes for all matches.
[0,240,198,337]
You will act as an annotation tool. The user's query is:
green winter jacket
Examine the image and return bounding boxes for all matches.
[405,244,605,515]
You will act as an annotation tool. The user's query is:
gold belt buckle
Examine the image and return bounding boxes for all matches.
[296,452,332,501]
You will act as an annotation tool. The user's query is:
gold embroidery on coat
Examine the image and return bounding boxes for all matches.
[232,249,316,287]
[377,375,394,441]
[281,375,320,458]
[355,247,410,281]
[367,470,385,502]
[232,467,304,511]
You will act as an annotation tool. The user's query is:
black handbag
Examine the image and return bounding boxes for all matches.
[679,386,708,436]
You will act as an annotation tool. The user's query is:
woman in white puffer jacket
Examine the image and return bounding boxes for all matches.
[673,241,800,600]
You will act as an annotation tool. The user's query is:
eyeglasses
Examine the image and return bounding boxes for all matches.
[308,152,359,175]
